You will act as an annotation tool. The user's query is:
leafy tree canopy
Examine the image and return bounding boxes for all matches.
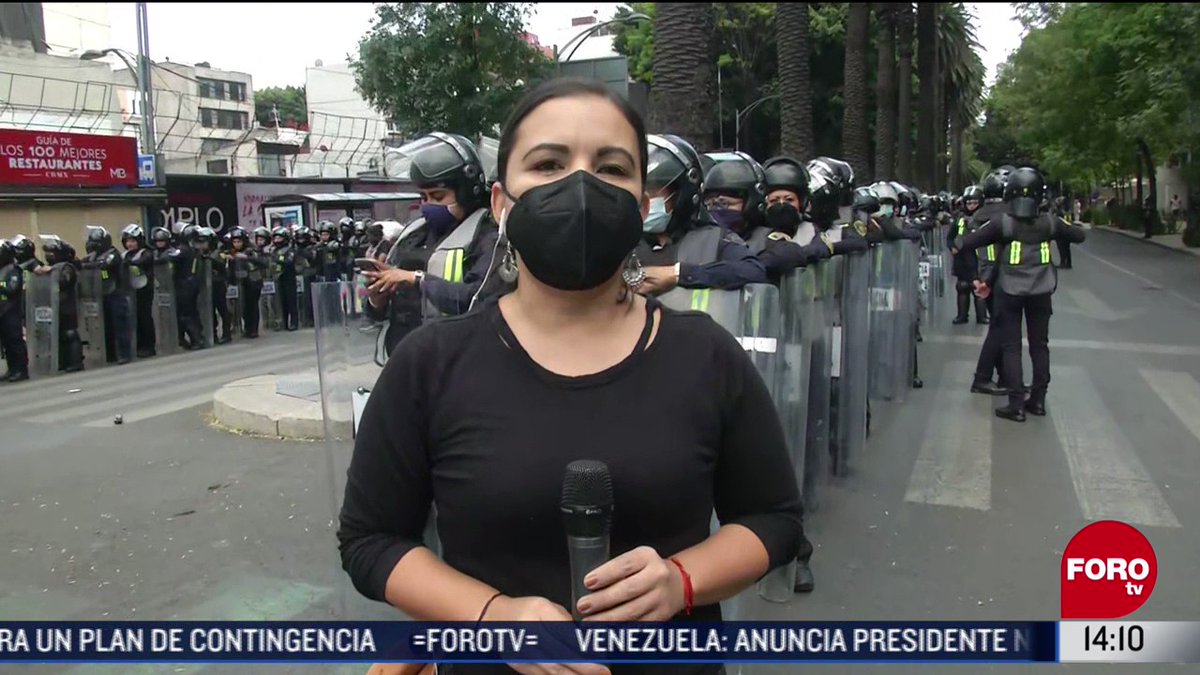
[254,85,307,128]
[351,3,552,138]
[985,3,1199,186]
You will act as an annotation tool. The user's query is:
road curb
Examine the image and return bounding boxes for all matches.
[212,375,346,440]
[1093,225,1200,258]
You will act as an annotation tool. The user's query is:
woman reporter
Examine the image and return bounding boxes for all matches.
[338,78,802,675]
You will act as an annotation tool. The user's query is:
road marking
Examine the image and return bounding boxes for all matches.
[1074,242,1200,312]
[1139,368,1200,446]
[924,333,1200,357]
[81,393,215,428]
[905,361,993,511]
[1061,287,1144,322]
[1049,365,1180,528]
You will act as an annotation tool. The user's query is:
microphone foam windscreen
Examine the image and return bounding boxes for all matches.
[561,459,613,509]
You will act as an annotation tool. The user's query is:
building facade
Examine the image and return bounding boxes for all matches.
[301,61,391,179]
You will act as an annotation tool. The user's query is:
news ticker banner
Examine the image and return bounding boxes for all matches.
[0,621,1198,664]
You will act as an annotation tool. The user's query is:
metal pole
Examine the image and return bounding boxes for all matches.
[135,2,163,188]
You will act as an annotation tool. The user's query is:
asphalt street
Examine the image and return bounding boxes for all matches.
[1,229,1198,675]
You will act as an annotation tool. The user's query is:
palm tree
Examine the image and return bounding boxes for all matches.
[873,3,898,181]
[937,3,985,191]
[895,3,914,182]
[915,2,938,191]
[842,2,871,181]
[648,3,715,151]
[777,2,814,160]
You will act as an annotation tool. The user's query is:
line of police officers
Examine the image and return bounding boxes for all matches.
[0,213,394,379]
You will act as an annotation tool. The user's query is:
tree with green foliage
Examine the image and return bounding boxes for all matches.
[254,85,307,128]
[351,3,552,138]
[984,1,1199,233]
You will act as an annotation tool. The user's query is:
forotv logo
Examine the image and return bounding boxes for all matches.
[1061,521,1157,619]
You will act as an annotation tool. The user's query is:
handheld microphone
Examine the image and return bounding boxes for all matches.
[561,459,613,620]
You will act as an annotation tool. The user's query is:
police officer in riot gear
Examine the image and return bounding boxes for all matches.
[315,220,342,281]
[82,226,132,365]
[969,171,1013,395]
[702,152,770,246]
[756,157,834,283]
[294,225,318,326]
[804,158,870,255]
[948,185,988,325]
[1053,196,1074,269]
[365,132,501,356]
[225,227,265,338]
[630,136,767,299]
[120,224,157,357]
[11,234,43,272]
[270,226,299,331]
[38,236,84,372]
[194,227,231,344]
[155,224,204,350]
[955,167,1087,421]
[0,240,29,382]
[253,226,272,254]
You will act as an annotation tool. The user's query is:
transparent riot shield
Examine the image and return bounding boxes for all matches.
[151,265,179,356]
[121,288,138,362]
[894,239,918,398]
[261,277,281,332]
[834,251,871,476]
[869,242,900,402]
[25,268,59,377]
[779,267,816,511]
[823,256,846,479]
[314,280,441,621]
[196,258,214,348]
[225,282,243,339]
[804,261,833,513]
[77,268,107,370]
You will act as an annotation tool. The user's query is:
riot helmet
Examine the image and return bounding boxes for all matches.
[392,132,487,213]
[354,221,366,239]
[854,186,881,215]
[871,181,900,218]
[194,226,217,251]
[120,224,145,250]
[962,185,984,213]
[252,226,271,248]
[40,234,72,265]
[644,134,707,234]
[808,157,855,206]
[1005,167,1045,219]
[701,151,767,231]
[85,226,112,254]
[337,217,355,241]
[807,158,852,223]
[762,157,810,236]
[294,226,314,247]
[0,240,14,267]
[150,227,172,249]
[316,220,337,242]
[10,234,35,263]
[271,226,291,247]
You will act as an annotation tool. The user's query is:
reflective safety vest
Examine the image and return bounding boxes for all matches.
[984,244,996,262]
[657,225,740,332]
[423,208,489,317]
[1007,240,1052,265]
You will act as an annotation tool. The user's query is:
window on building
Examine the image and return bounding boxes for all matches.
[198,79,211,98]
[207,159,229,174]
[199,108,249,130]
[258,154,286,177]
[228,82,246,102]
[199,77,248,102]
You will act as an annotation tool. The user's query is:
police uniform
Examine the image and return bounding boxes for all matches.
[948,214,989,324]
[957,211,1086,419]
[82,236,133,364]
[968,199,1007,392]
[0,250,29,381]
[123,246,157,357]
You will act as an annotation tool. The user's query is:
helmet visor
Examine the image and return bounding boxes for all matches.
[645,144,686,195]
[384,136,460,183]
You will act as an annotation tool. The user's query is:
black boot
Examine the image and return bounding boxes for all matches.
[7,370,29,382]
[971,379,1009,395]
[794,560,815,593]
[953,292,969,324]
[974,295,990,324]
[1024,393,1047,416]
[996,400,1027,422]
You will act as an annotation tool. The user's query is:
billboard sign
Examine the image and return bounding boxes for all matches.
[0,129,138,188]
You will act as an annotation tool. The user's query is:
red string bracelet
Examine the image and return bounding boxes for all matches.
[669,557,694,616]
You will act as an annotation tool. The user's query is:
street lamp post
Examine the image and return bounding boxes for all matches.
[735,93,780,153]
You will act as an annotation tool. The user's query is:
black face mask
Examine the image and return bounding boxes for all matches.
[504,170,643,291]
[765,203,801,236]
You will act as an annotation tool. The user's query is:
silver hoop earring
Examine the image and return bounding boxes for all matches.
[498,240,518,283]
[621,251,646,288]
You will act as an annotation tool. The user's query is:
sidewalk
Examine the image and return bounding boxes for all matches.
[1091,224,1200,258]
[212,363,380,440]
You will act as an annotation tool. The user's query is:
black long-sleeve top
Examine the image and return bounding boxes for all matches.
[339,297,803,659]
[757,232,832,285]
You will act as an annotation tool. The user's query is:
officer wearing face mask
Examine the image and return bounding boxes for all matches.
[120,224,157,357]
[38,235,84,372]
[631,136,767,302]
[701,153,770,248]
[757,156,833,284]
[954,166,1087,422]
[0,240,29,382]
[81,226,132,365]
[870,181,923,242]
[948,185,989,325]
[365,132,501,357]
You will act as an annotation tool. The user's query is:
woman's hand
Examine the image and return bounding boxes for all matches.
[364,266,412,298]
[487,596,612,675]
[576,546,685,622]
[636,266,679,295]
